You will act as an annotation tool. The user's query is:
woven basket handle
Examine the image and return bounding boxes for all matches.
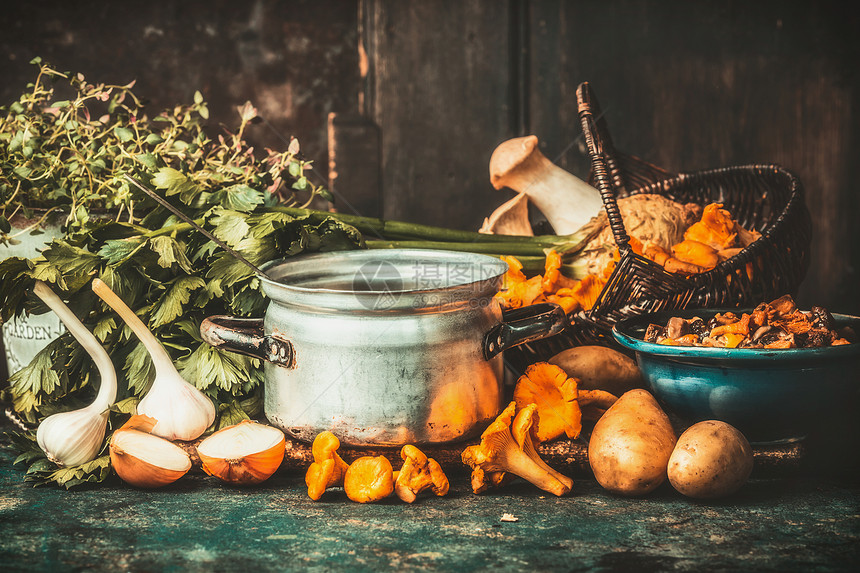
[576,82,631,250]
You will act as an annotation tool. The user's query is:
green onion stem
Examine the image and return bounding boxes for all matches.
[270,206,599,254]
[141,208,599,279]
[365,239,550,257]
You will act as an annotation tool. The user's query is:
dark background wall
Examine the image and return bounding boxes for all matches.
[2,0,858,314]
[0,0,361,184]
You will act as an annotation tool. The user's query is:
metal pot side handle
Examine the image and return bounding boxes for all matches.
[200,316,294,368]
[482,303,568,361]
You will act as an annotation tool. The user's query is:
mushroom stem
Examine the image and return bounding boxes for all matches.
[489,135,604,234]
[479,192,534,236]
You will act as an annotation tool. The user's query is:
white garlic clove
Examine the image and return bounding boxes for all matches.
[110,423,192,488]
[37,406,108,467]
[197,420,286,485]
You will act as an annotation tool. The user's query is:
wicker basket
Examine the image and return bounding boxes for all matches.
[505,82,812,372]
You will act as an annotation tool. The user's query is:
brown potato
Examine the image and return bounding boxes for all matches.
[668,420,753,499]
[588,389,677,496]
[548,346,644,397]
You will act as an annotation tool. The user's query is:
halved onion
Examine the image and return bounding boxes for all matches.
[110,425,192,488]
[196,420,286,485]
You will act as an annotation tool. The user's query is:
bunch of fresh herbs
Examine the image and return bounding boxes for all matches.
[0,59,359,487]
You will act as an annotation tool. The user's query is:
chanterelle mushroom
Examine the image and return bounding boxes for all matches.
[305,431,349,501]
[394,445,450,503]
[511,403,574,493]
[461,401,573,496]
[513,362,582,442]
[470,468,514,495]
[344,455,394,503]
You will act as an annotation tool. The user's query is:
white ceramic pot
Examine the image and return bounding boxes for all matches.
[1,213,65,377]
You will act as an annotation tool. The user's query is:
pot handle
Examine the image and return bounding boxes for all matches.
[200,316,294,368]
[483,303,568,360]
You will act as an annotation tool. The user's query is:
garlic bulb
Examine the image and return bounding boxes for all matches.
[33,281,117,467]
[197,420,286,485]
[92,278,215,441]
[37,408,108,468]
[136,374,215,442]
[110,415,192,488]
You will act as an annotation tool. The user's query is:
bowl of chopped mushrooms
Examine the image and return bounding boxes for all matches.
[612,295,860,444]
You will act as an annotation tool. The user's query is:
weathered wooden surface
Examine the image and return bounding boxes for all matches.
[2,0,856,312]
[327,113,383,217]
[358,0,860,314]
[1,438,857,572]
[172,431,806,477]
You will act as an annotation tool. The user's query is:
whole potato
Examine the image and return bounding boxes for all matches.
[668,420,753,499]
[588,389,677,496]
[548,346,644,397]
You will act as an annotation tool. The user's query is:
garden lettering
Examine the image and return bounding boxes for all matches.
[2,321,63,341]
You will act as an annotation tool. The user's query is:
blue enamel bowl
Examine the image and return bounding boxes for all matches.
[613,309,860,444]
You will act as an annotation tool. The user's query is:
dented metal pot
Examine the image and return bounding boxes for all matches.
[201,249,565,446]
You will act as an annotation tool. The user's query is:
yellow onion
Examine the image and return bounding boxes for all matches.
[196,420,286,485]
[109,415,191,488]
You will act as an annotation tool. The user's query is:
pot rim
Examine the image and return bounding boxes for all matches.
[258,249,509,312]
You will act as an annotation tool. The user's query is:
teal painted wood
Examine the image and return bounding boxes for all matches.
[0,439,857,572]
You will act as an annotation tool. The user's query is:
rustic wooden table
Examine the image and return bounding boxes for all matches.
[1,428,857,573]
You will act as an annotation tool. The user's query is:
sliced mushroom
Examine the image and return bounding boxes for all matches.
[751,325,773,342]
[666,316,691,340]
[810,306,835,330]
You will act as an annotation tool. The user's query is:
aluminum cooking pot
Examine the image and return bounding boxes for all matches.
[200,249,566,446]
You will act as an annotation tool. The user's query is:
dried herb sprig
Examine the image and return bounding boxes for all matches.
[0,57,325,245]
